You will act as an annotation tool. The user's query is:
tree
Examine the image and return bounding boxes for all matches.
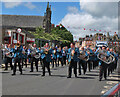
[30,26,73,46]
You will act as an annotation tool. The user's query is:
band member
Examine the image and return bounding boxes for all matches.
[24,47,28,68]
[67,43,79,78]
[38,47,43,68]
[61,47,67,66]
[65,46,69,65]
[86,45,93,72]
[108,48,117,76]
[91,48,97,69]
[93,48,99,69]
[21,45,27,68]
[12,41,23,75]
[52,47,57,68]
[41,43,52,76]
[113,50,118,71]
[27,45,31,63]
[30,44,39,72]
[4,44,13,70]
[99,46,109,81]
[79,46,88,75]
[56,47,63,67]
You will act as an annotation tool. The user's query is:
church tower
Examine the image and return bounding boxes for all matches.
[107,32,110,41]
[43,2,52,33]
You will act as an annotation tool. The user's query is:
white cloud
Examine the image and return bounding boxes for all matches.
[80,2,118,18]
[68,6,79,14]
[24,2,36,10]
[60,2,118,40]
[2,1,36,9]
[3,2,22,8]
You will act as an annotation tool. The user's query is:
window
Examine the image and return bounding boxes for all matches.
[13,32,17,40]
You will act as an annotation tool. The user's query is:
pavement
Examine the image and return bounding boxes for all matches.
[1,59,120,96]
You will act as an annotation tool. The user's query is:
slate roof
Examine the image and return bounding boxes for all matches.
[0,15,44,28]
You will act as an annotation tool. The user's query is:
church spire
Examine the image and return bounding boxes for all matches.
[50,5,51,11]
[47,2,49,9]
[43,2,52,33]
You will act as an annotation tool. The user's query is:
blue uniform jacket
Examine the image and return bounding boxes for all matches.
[41,48,53,62]
[68,47,80,62]
[13,45,23,59]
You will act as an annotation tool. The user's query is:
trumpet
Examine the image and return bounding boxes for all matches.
[53,50,56,54]
[44,48,50,55]
[71,49,75,59]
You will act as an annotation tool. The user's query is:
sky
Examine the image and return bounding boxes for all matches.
[1,1,119,40]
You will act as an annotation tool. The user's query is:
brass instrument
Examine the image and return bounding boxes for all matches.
[2,45,14,58]
[34,51,41,59]
[44,49,49,55]
[86,49,94,57]
[53,49,56,54]
[97,50,115,64]
[71,48,75,59]
[79,50,89,61]
[17,43,20,48]
[22,50,26,55]
[29,44,40,59]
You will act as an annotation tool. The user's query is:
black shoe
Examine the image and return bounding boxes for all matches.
[4,69,8,71]
[75,75,78,78]
[79,73,81,75]
[99,79,101,81]
[41,75,45,77]
[12,74,16,76]
[30,71,33,72]
[105,78,107,80]
[20,72,23,75]
[67,76,71,78]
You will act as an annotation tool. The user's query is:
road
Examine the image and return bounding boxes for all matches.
[1,60,120,96]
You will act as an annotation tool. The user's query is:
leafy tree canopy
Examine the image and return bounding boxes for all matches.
[30,25,73,46]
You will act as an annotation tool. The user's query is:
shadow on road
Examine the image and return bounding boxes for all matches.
[77,76,95,79]
[86,74,99,76]
[22,73,41,76]
[51,74,67,77]
[0,71,10,74]
[106,79,120,82]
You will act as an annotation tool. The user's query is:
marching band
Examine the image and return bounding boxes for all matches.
[1,41,119,81]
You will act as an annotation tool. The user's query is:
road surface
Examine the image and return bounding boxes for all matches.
[1,59,120,96]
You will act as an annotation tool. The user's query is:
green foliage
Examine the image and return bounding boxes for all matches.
[31,26,73,46]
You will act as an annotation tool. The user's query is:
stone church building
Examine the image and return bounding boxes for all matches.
[0,2,52,45]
